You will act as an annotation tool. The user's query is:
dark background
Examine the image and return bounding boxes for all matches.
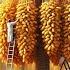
[35,0,49,70]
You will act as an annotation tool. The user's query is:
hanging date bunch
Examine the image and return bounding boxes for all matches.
[5,0,19,20]
[0,0,13,62]
[0,3,7,61]
[62,0,70,62]
[2,0,23,66]
[15,0,37,64]
[40,0,61,64]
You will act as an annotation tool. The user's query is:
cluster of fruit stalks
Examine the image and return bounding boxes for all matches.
[0,0,70,66]
[0,0,37,66]
[40,0,70,65]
